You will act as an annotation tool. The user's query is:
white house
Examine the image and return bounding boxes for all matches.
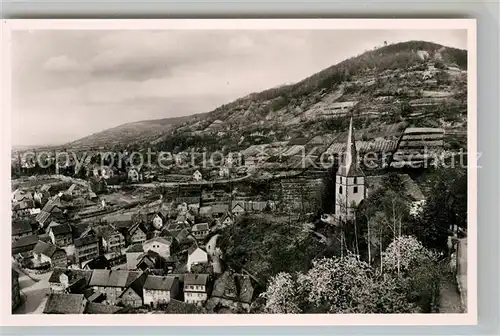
[128,167,141,182]
[187,245,208,272]
[231,203,245,216]
[143,275,179,307]
[193,170,203,182]
[219,167,230,178]
[335,118,366,220]
[151,214,164,230]
[143,237,172,259]
[184,273,209,305]
[220,213,234,227]
[191,223,210,240]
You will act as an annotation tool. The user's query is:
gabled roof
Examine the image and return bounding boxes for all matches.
[33,241,64,258]
[128,222,147,236]
[89,270,141,288]
[43,293,86,314]
[12,220,33,236]
[231,203,245,212]
[74,235,98,247]
[188,244,207,256]
[175,228,192,244]
[94,224,121,239]
[83,255,111,270]
[144,236,172,246]
[221,213,234,223]
[143,275,177,291]
[192,223,209,232]
[126,243,144,253]
[184,273,209,286]
[119,272,148,300]
[49,223,72,236]
[49,268,92,285]
[12,234,39,249]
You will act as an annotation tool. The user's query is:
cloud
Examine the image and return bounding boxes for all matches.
[12,29,468,147]
[43,55,81,72]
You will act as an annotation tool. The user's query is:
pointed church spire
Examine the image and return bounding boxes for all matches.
[337,117,363,177]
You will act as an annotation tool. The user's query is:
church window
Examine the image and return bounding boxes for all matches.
[353,186,358,194]
[353,177,357,184]
[339,186,343,194]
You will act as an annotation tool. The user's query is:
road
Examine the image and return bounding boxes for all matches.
[13,264,51,314]
[134,174,252,188]
[206,234,222,274]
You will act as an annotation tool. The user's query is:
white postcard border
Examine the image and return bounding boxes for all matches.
[1,18,477,326]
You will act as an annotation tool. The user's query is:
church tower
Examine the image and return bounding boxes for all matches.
[335,117,365,220]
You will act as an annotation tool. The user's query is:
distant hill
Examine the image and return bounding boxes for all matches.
[66,40,467,150]
[65,113,207,149]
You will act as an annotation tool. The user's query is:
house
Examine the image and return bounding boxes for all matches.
[83,255,111,270]
[48,268,93,293]
[47,222,73,247]
[220,213,234,227]
[126,244,144,270]
[35,198,63,228]
[33,241,67,268]
[74,235,100,265]
[118,272,148,308]
[128,167,141,182]
[143,275,180,307]
[207,271,254,313]
[187,245,209,272]
[193,170,203,182]
[12,234,39,254]
[128,223,147,245]
[12,189,33,203]
[12,269,21,312]
[231,203,245,216]
[12,219,34,241]
[143,237,172,259]
[12,199,37,217]
[184,273,209,305]
[43,293,87,314]
[95,224,125,253]
[174,228,195,246]
[219,166,230,178]
[191,223,210,241]
[151,213,165,231]
[89,270,142,305]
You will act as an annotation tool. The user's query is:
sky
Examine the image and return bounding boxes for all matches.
[11,29,467,147]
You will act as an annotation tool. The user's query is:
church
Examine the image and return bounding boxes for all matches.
[335,117,366,220]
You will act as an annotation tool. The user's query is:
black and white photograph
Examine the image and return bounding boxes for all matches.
[3,19,476,325]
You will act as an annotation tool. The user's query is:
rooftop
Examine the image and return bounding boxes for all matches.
[43,293,86,314]
[33,241,63,258]
[184,273,209,286]
[143,275,177,291]
[12,220,33,236]
[89,270,141,288]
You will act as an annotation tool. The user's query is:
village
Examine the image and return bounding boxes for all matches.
[11,43,468,315]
